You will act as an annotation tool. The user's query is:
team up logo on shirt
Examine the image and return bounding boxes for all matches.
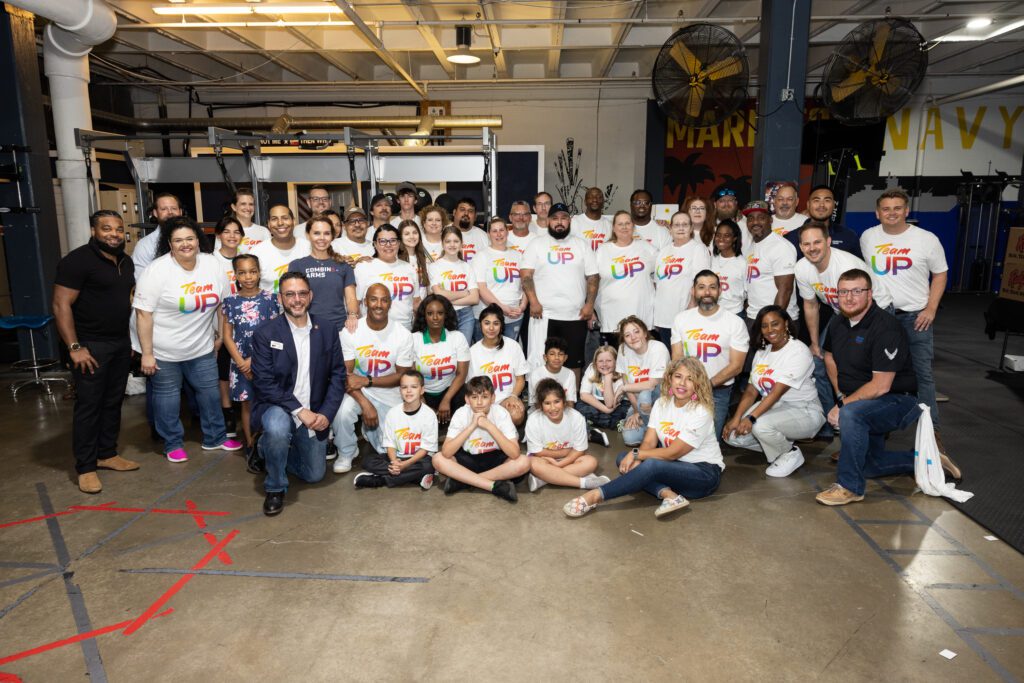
[272,264,289,292]
[490,258,520,283]
[656,255,686,280]
[468,437,496,451]
[380,272,415,300]
[718,274,731,292]
[226,270,237,296]
[753,364,775,393]
[610,255,646,279]
[547,245,575,265]
[870,243,913,276]
[480,361,514,392]
[178,281,220,314]
[461,244,477,261]
[439,270,470,292]
[656,421,681,446]
[419,353,456,381]
[241,236,264,249]
[355,345,393,376]
[581,230,606,250]
[812,282,839,306]
[681,328,722,362]
[543,440,572,450]
[393,427,422,456]
[746,255,761,281]
[627,365,650,382]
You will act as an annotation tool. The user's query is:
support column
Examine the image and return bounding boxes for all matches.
[750,0,811,195]
[0,6,62,357]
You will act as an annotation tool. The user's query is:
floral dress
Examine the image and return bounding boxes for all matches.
[221,290,278,401]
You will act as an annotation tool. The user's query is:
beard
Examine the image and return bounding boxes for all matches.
[549,224,570,240]
[458,216,472,230]
[91,236,125,256]
[840,299,870,319]
[698,296,717,312]
[716,208,737,221]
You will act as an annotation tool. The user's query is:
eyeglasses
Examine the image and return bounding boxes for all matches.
[631,200,652,206]
[510,211,530,217]
[534,201,551,208]
[376,238,399,246]
[309,195,331,203]
[689,206,706,212]
[837,288,870,297]
[346,218,367,225]
[282,290,311,299]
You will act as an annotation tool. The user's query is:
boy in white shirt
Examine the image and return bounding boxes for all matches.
[433,376,530,502]
[353,370,437,490]
[527,337,577,411]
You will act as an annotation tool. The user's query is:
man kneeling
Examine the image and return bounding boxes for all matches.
[433,376,529,502]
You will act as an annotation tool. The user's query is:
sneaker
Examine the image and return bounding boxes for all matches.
[563,496,597,518]
[325,441,338,462]
[588,428,610,447]
[443,476,468,495]
[580,474,611,490]
[419,473,434,491]
[204,439,243,452]
[765,446,805,478]
[332,455,353,474]
[816,483,864,506]
[353,472,385,488]
[527,473,547,492]
[491,480,518,503]
[655,494,690,518]
[223,408,237,438]
[166,448,189,463]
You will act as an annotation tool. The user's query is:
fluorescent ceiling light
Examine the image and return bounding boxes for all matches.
[934,18,1024,42]
[152,3,344,15]
[966,17,992,29]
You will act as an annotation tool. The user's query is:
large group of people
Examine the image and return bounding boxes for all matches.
[53,181,962,517]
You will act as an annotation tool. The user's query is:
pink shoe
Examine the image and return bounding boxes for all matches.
[204,439,244,452]
[166,448,189,463]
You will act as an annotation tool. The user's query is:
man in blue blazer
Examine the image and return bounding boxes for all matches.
[251,272,347,515]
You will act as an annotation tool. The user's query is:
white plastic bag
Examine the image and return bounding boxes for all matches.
[914,404,973,502]
[125,374,147,396]
[526,315,549,370]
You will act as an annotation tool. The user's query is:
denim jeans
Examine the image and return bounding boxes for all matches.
[576,399,631,430]
[895,310,939,428]
[836,393,920,495]
[622,388,659,446]
[151,352,226,453]
[332,392,398,460]
[259,405,327,493]
[812,355,835,438]
[456,307,476,346]
[712,385,733,443]
[654,326,673,348]
[725,400,825,463]
[600,451,721,501]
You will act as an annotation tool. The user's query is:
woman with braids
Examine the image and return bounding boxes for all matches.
[289,213,359,334]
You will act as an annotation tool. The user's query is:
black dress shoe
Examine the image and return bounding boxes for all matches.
[263,491,284,516]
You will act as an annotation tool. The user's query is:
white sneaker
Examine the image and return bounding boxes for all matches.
[528,474,547,492]
[332,455,353,474]
[588,428,610,447]
[766,446,805,478]
[580,474,611,489]
[655,494,689,518]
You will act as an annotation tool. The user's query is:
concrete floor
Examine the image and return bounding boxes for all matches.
[1,386,1022,682]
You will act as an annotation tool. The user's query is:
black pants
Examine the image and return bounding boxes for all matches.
[362,450,435,487]
[73,338,132,474]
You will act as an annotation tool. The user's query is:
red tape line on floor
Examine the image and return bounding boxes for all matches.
[0,510,77,530]
[186,501,233,564]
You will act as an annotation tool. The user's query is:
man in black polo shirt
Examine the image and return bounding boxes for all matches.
[785,185,862,259]
[816,267,959,505]
[53,210,139,494]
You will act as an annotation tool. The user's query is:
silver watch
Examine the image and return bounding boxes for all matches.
[69,342,83,352]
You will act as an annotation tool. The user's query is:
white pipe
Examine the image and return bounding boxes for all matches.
[8,0,116,249]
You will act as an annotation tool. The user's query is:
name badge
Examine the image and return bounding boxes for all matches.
[270,341,284,350]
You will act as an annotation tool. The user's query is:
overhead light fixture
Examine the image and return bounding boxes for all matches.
[967,17,993,29]
[152,3,345,15]
[129,19,354,27]
[447,25,480,65]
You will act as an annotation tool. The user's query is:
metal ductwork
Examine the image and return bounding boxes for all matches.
[91,110,503,132]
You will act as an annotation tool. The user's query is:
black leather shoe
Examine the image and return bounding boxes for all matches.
[263,491,284,516]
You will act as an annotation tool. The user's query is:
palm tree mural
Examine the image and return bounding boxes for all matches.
[664,153,715,202]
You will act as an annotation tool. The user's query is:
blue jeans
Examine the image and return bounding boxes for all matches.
[836,393,920,495]
[575,398,630,430]
[654,326,673,348]
[600,451,721,501]
[622,388,658,446]
[456,307,476,345]
[151,352,226,453]
[713,385,733,443]
[259,405,327,493]
[895,310,939,428]
[812,355,835,438]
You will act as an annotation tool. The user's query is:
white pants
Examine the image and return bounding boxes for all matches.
[726,400,825,463]
[331,393,399,460]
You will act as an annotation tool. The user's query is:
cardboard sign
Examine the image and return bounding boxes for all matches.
[999,227,1024,303]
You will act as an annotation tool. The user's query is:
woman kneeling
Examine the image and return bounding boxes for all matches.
[563,358,724,519]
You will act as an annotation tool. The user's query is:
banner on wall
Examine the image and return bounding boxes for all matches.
[999,227,1024,303]
[880,98,1024,177]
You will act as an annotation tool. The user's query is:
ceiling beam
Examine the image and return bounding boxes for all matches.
[547,0,566,78]
[478,3,509,78]
[595,2,646,78]
[276,24,362,80]
[188,16,322,81]
[400,0,456,78]
[332,0,427,97]
[102,38,218,81]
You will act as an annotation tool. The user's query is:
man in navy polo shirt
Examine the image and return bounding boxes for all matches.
[785,185,862,259]
[816,268,960,505]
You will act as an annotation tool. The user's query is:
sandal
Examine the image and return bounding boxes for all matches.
[563,496,597,518]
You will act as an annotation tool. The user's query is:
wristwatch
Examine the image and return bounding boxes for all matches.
[367,375,374,387]
[747,414,758,424]
[631,447,640,460]
[836,392,846,407]
[69,342,82,352]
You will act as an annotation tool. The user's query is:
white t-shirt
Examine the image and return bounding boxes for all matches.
[422,236,445,262]
[746,233,798,320]
[571,214,613,251]
[670,307,750,386]
[750,339,818,404]
[381,404,438,457]
[447,403,517,454]
[771,213,808,237]
[340,319,415,405]
[292,221,310,241]
[472,247,523,320]
[427,258,478,311]
[239,224,270,253]
[525,408,588,455]
[616,340,670,385]
[412,329,470,394]
[859,225,949,312]
[468,339,529,402]
[579,365,625,402]
[596,241,657,333]
[133,253,229,362]
[527,365,578,410]
[331,234,375,265]
[354,258,420,329]
[213,250,238,297]
[457,226,490,263]
[521,234,599,321]
[507,229,538,256]
[131,230,160,276]
[634,220,671,251]
[653,240,713,328]
[711,254,748,315]
[647,399,723,469]
[249,239,311,294]
[795,249,893,313]
[529,219,547,234]
[390,214,422,229]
